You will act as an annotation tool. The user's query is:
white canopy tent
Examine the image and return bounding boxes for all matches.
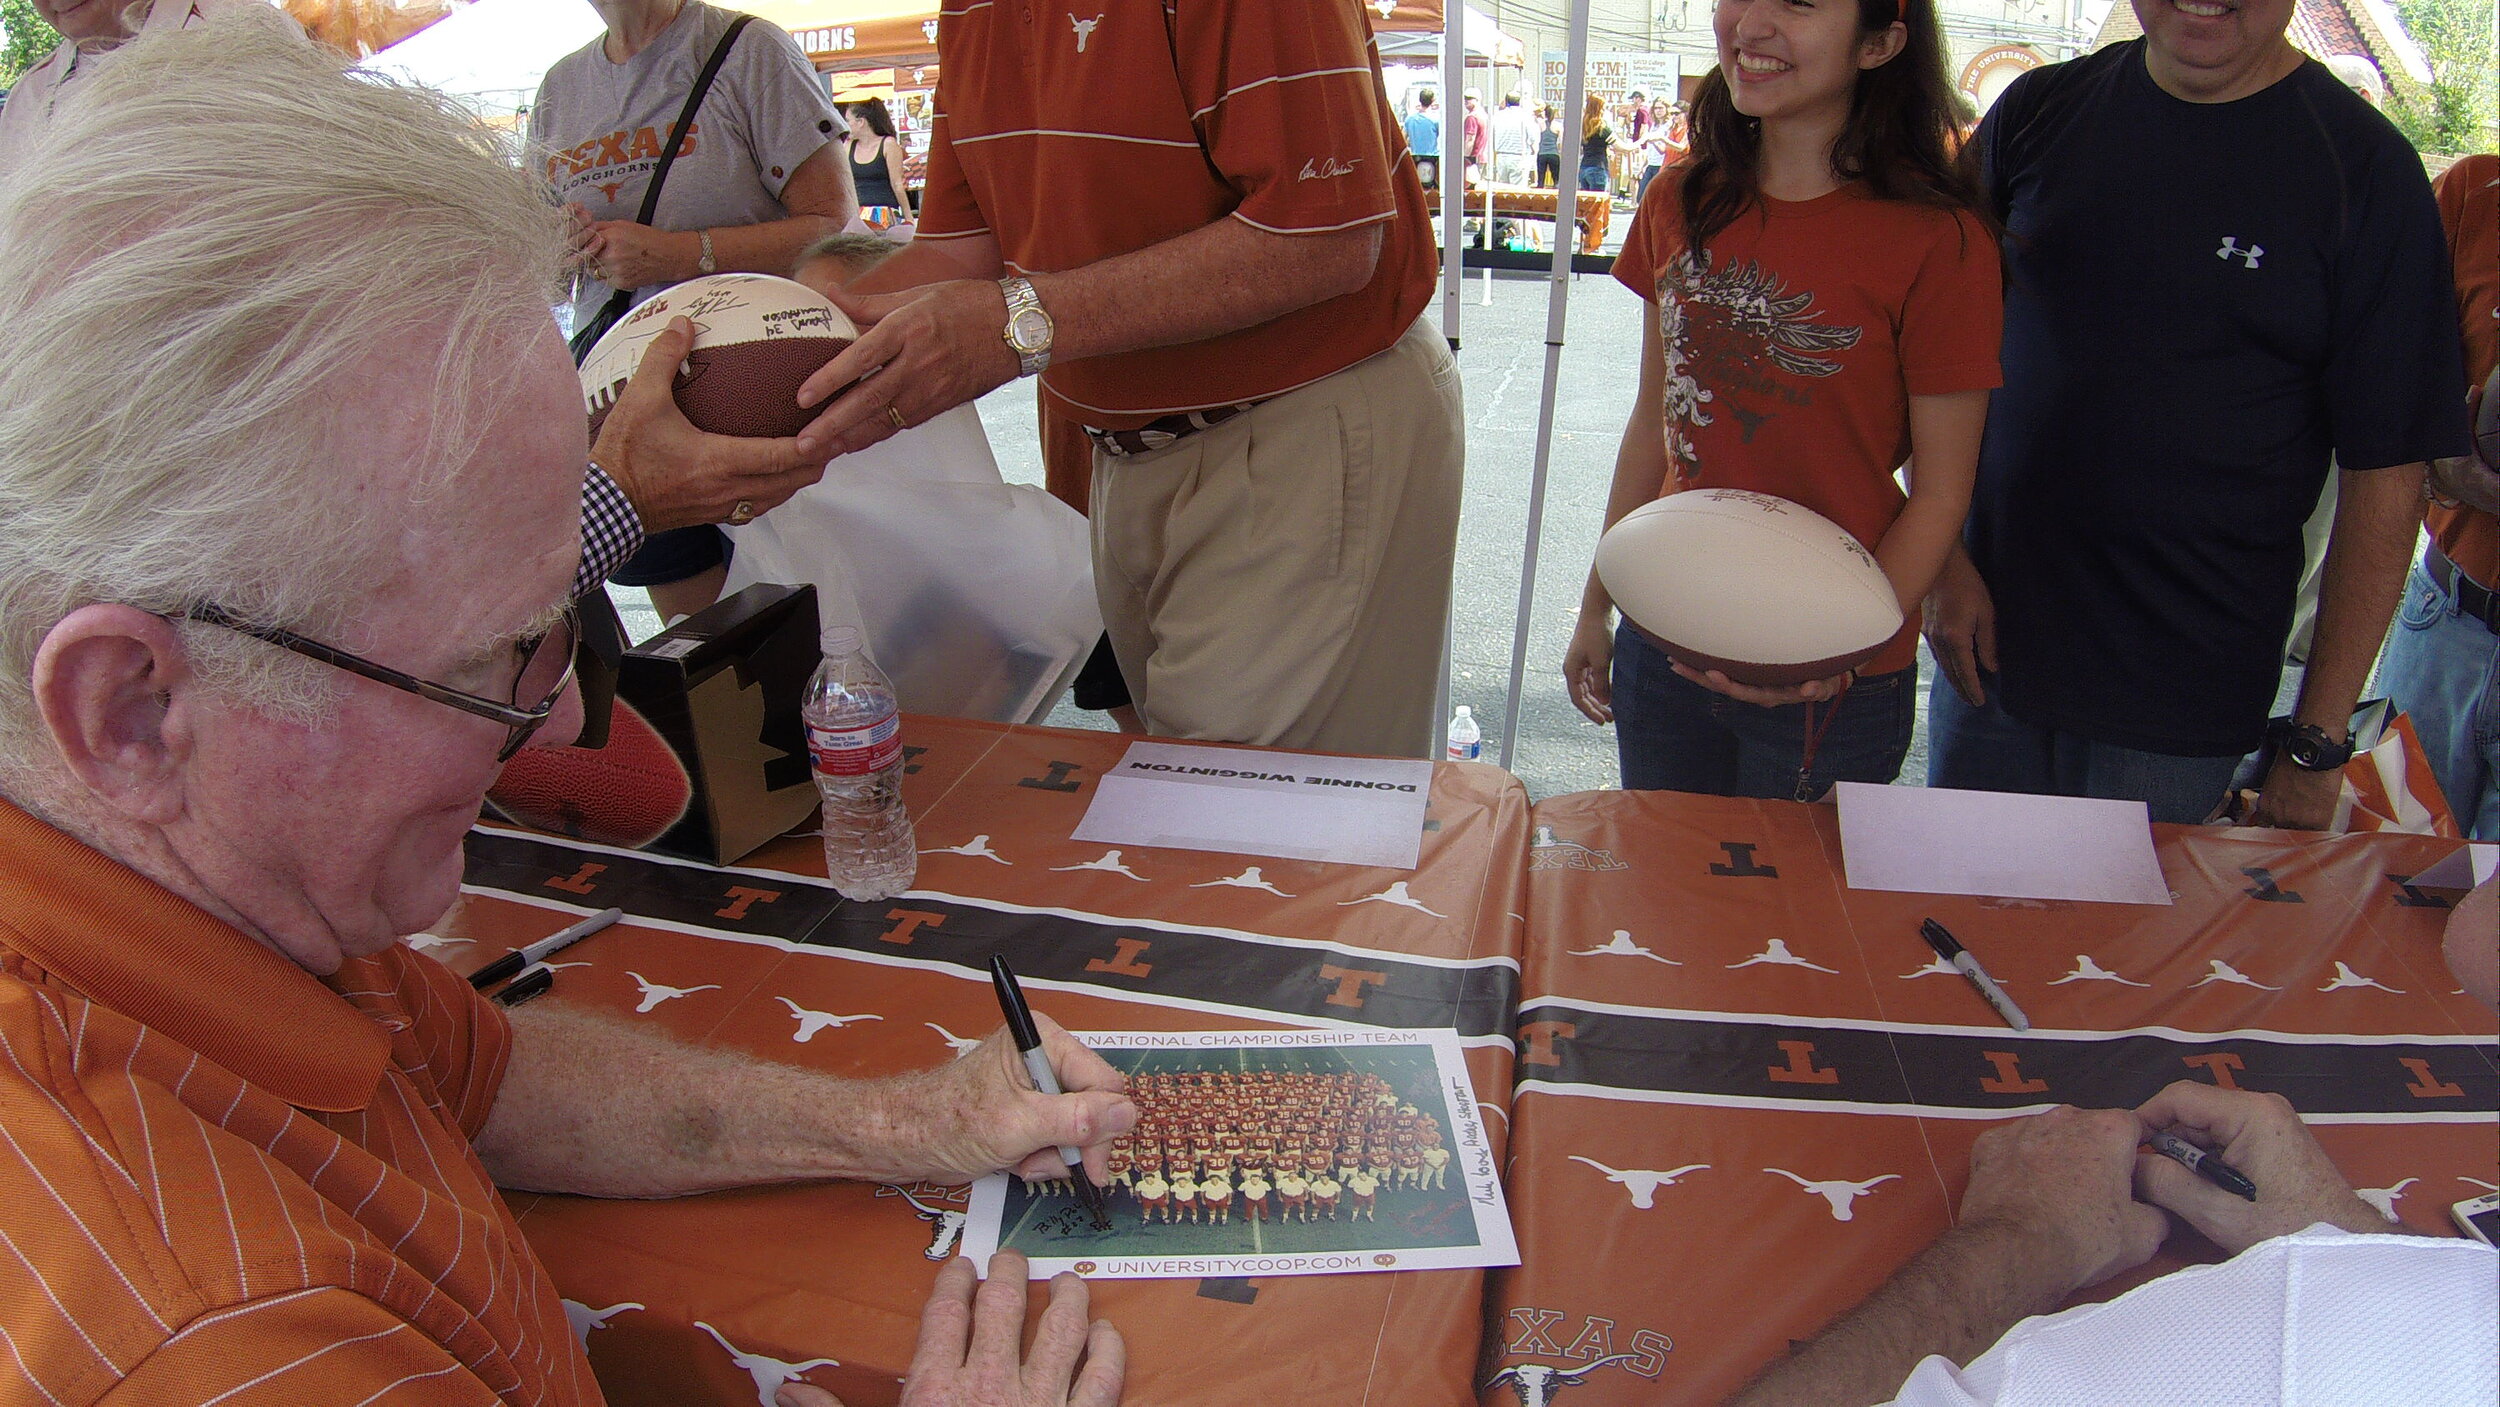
[361,0,602,117]
[1376,3,1524,65]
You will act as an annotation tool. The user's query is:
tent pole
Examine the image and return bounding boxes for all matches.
[1431,1,1466,760]
[1439,0,1463,350]
[1495,0,1592,774]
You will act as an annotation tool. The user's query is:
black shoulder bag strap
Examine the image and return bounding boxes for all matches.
[562,13,757,749]
[567,13,758,365]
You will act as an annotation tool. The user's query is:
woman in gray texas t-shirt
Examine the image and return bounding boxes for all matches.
[533,0,856,622]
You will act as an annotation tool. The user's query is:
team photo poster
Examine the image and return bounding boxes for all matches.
[963,1029,1519,1280]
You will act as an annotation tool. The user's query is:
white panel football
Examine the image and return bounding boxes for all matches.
[1595,488,1904,687]
[578,273,858,440]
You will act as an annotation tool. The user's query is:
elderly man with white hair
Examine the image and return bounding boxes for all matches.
[0,0,833,590]
[0,16,1126,1406]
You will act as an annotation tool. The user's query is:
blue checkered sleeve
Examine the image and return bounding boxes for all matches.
[575,463,645,597]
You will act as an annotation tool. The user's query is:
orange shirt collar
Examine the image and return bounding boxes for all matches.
[0,797,390,1112]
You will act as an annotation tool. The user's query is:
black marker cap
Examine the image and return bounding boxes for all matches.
[990,955,1043,1052]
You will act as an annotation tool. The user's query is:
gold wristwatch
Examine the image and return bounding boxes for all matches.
[1000,276,1053,377]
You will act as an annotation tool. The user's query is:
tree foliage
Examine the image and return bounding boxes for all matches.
[2,0,61,88]
[2386,0,2497,155]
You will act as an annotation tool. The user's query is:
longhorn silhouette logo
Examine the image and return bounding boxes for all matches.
[1484,1353,1641,1406]
[1567,1155,1707,1209]
[562,1300,641,1350]
[776,997,883,1041]
[694,1321,840,1407]
[2355,1177,2418,1221]
[879,1184,970,1259]
[1764,1168,1899,1221]
[626,972,719,1013]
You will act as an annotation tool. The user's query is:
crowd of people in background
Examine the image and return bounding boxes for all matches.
[1400,82,1692,199]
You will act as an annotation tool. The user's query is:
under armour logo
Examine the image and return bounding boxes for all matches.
[2216,236,2264,268]
[1069,11,1102,50]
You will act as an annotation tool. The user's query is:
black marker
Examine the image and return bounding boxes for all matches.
[990,956,1113,1232]
[1920,919,2031,1032]
[490,965,555,1009]
[2148,1129,2259,1202]
[468,907,624,990]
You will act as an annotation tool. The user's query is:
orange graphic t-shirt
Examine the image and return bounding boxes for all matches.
[2428,153,2498,587]
[1613,171,2003,675]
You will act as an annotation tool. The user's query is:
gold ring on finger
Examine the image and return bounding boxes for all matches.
[728,499,755,525]
[885,404,907,432]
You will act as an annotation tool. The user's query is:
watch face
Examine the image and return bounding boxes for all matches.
[1007,306,1052,351]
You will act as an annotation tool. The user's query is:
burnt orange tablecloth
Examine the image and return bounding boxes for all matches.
[440,716,1529,1407]
[1482,792,2498,1406]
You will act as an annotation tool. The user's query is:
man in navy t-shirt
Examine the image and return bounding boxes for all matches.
[1922,0,2468,828]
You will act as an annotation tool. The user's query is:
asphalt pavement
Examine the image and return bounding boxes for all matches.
[617,262,1941,801]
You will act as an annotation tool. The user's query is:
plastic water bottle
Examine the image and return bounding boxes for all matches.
[802,628,917,901]
[1446,705,1483,762]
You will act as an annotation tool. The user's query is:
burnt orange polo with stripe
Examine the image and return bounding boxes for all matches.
[0,798,600,1406]
[920,0,1435,430]
[2428,153,2497,588]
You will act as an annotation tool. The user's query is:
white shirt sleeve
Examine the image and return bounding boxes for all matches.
[1882,1226,2499,1407]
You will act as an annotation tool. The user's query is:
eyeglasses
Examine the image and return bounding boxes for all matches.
[181,601,580,762]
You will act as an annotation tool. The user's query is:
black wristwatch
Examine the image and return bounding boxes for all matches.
[2267,716,2354,772]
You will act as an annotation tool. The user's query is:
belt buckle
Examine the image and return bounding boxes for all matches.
[1089,404,1253,459]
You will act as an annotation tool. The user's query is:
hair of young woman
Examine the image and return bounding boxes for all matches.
[1581,91,1607,140]
[848,96,897,141]
[1678,0,1979,255]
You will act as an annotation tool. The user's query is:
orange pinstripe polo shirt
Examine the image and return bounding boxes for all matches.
[0,799,600,1405]
[2428,153,2496,587]
[921,0,1435,429]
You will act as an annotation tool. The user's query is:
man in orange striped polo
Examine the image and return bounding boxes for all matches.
[0,19,1125,1405]
[795,0,1463,760]
[2378,154,2499,838]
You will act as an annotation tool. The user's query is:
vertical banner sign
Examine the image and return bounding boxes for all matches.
[1541,50,1681,108]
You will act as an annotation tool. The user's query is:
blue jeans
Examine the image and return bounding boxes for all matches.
[2377,557,2500,838]
[1611,622,1914,797]
[1926,671,2243,825]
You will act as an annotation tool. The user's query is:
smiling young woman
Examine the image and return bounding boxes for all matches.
[1563,0,2002,801]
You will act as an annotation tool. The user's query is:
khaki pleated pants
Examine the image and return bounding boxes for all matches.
[1090,317,1464,759]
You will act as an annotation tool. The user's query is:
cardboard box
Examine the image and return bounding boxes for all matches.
[623,583,823,865]
[485,583,821,866]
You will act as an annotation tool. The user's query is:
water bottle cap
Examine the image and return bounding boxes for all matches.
[824,626,862,655]
[1454,706,1472,717]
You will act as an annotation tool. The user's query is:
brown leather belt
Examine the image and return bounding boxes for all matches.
[1086,400,1263,458]
[2427,542,2500,634]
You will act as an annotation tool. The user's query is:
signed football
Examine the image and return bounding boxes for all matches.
[1596,488,1903,687]
[578,273,856,440]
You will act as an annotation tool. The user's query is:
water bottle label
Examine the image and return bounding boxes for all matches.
[1446,740,1482,762]
[807,712,902,776]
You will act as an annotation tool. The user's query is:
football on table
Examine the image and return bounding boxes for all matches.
[485,699,693,851]
[578,272,856,440]
[1596,488,1903,687]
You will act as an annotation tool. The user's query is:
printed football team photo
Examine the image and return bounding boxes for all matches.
[962,1030,1519,1280]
